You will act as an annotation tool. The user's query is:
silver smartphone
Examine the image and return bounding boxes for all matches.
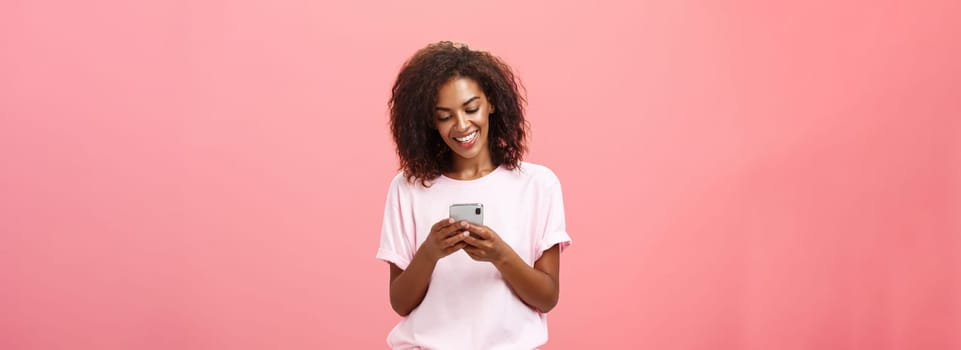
[449,203,484,226]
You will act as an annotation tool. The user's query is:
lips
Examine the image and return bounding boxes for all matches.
[452,130,478,149]
[454,130,478,143]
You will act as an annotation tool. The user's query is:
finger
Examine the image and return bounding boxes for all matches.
[442,231,469,247]
[431,220,459,239]
[440,220,471,238]
[431,217,455,232]
[467,224,494,240]
[464,247,486,261]
[462,235,484,247]
[444,242,467,255]
[430,218,452,233]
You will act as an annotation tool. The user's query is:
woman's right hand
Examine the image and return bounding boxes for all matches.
[419,218,470,262]
[388,218,470,316]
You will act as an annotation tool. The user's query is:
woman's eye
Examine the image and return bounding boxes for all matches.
[466,108,479,114]
[438,116,451,121]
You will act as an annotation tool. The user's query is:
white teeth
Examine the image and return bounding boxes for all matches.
[454,131,477,142]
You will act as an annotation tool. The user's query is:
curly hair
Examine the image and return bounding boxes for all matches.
[389,41,529,187]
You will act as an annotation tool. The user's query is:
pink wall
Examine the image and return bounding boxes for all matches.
[2,0,959,349]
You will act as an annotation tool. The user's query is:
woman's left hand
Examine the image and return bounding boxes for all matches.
[462,223,514,264]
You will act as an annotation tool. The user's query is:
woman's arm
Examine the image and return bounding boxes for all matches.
[493,244,560,313]
[388,250,437,316]
[388,219,470,316]
[463,224,562,313]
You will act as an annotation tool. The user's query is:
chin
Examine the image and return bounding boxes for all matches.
[447,140,486,159]
[452,150,477,159]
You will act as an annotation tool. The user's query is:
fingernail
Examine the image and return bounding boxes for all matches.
[448,218,454,223]
[463,231,469,236]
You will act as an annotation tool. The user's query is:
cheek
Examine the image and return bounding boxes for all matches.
[436,125,452,140]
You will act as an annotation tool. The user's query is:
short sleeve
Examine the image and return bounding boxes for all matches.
[534,178,572,262]
[375,174,416,270]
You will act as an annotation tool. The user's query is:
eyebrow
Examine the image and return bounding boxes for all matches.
[435,96,480,111]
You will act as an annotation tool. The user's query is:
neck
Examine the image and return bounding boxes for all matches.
[448,149,496,180]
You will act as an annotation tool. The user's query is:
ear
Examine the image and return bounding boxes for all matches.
[489,102,495,114]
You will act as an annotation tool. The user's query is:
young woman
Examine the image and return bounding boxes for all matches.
[377,41,572,349]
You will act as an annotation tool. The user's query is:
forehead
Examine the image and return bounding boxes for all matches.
[437,77,485,104]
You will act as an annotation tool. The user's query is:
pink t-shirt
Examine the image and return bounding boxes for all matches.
[376,161,572,350]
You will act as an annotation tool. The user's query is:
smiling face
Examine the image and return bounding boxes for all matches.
[433,77,495,164]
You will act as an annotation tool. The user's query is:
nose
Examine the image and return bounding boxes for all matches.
[453,113,471,131]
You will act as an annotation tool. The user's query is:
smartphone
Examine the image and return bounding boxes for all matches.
[449,203,484,226]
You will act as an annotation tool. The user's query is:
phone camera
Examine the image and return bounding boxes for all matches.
[475,208,482,215]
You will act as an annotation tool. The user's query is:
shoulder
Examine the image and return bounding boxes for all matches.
[388,171,433,194]
[515,161,561,187]
[389,171,407,185]
[387,171,412,193]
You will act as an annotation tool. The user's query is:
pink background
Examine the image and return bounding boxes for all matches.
[2,0,959,349]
